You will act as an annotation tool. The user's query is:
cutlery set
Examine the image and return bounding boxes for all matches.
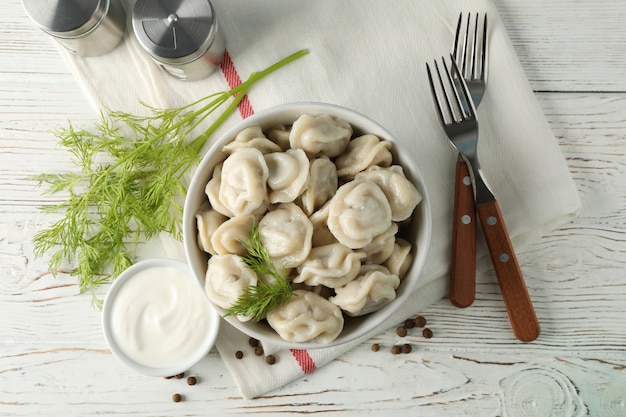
[427,13,540,342]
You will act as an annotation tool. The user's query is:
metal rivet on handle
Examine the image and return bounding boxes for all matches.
[487,216,497,226]
[463,176,472,186]
[499,253,510,263]
[462,214,472,225]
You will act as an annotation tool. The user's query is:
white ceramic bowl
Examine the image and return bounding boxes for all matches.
[183,102,432,349]
[102,258,220,377]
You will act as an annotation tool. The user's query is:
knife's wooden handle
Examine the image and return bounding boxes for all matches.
[450,159,477,308]
[476,199,540,342]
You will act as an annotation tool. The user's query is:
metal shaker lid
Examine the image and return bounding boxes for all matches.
[132,0,219,64]
[22,0,107,38]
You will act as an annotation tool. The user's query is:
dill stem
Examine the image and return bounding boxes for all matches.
[189,49,310,152]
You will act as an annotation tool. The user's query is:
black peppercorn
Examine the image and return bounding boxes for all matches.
[172,393,182,402]
[254,346,264,356]
[391,345,401,355]
[266,355,276,365]
[404,319,415,329]
[371,343,380,352]
[422,328,433,339]
[248,337,260,347]
[235,350,244,359]
[396,326,407,337]
[415,316,427,328]
[402,343,412,354]
[187,376,197,386]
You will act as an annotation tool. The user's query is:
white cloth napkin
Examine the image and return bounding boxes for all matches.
[53,0,580,399]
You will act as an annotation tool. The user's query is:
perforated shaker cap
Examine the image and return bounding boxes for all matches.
[132,0,218,65]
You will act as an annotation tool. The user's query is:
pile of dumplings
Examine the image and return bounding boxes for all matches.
[195,113,422,344]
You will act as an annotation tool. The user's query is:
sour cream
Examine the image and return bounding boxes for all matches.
[103,259,219,376]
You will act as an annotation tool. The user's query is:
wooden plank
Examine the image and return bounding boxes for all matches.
[494,0,626,92]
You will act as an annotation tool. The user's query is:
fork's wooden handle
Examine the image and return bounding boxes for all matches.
[476,199,541,342]
[450,158,477,308]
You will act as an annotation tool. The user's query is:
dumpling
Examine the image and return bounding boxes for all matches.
[294,243,366,288]
[327,179,392,249]
[222,125,281,154]
[289,114,353,157]
[335,134,393,178]
[195,206,228,255]
[205,254,258,322]
[361,223,398,264]
[290,281,335,299]
[205,163,235,217]
[308,201,337,247]
[210,214,256,256]
[258,202,313,269]
[330,265,400,317]
[265,148,310,204]
[300,156,338,216]
[266,124,291,151]
[266,289,344,343]
[355,165,421,221]
[384,238,413,279]
[219,148,269,217]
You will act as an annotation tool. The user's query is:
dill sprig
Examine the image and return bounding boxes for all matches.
[225,222,293,321]
[32,50,308,307]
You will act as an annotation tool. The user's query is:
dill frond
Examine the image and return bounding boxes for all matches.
[225,221,293,321]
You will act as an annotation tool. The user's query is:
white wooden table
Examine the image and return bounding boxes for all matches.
[2,0,626,415]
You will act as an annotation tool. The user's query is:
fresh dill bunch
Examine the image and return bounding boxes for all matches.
[224,221,293,322]
[32,50,308,306]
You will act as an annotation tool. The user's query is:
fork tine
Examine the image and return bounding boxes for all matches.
[448,55,477,119]
[426,62,447,125]
[480,14,488,81]
[427,56,477,124]
[441,56,473,120]
[453,13,463,63]
[471,13,479,80]
[452,13,470,78]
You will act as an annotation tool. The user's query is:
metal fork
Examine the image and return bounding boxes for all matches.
[427,57,540,342]
[448,13,488,308]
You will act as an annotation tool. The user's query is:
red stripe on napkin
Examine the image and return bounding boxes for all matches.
[290,349,317,374]
[219,49,316,376]
[220,50,254,119]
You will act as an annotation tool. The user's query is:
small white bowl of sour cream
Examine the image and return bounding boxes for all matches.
[102,258,220,377]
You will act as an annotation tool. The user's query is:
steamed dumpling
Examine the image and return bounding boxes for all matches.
[289,114,353,157]
[195,206,228,255]
[327,179,392,249]
[266,124,291,151]
[384,238,413,279]
[267,289,344,343]
[258,202,313,269]
[294,243,366,288]
[300,156,338,216]
[265,148,310,204]
[205,254,258,321]
[330,265,400,317]
[335,134,393,178]
[222,125,282,154]
[308,201,337,247]
[210,214,256,256]
[355,165,421,221]
[219,148,269,217]
[361,223,398,264]
[205,163,235,217]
